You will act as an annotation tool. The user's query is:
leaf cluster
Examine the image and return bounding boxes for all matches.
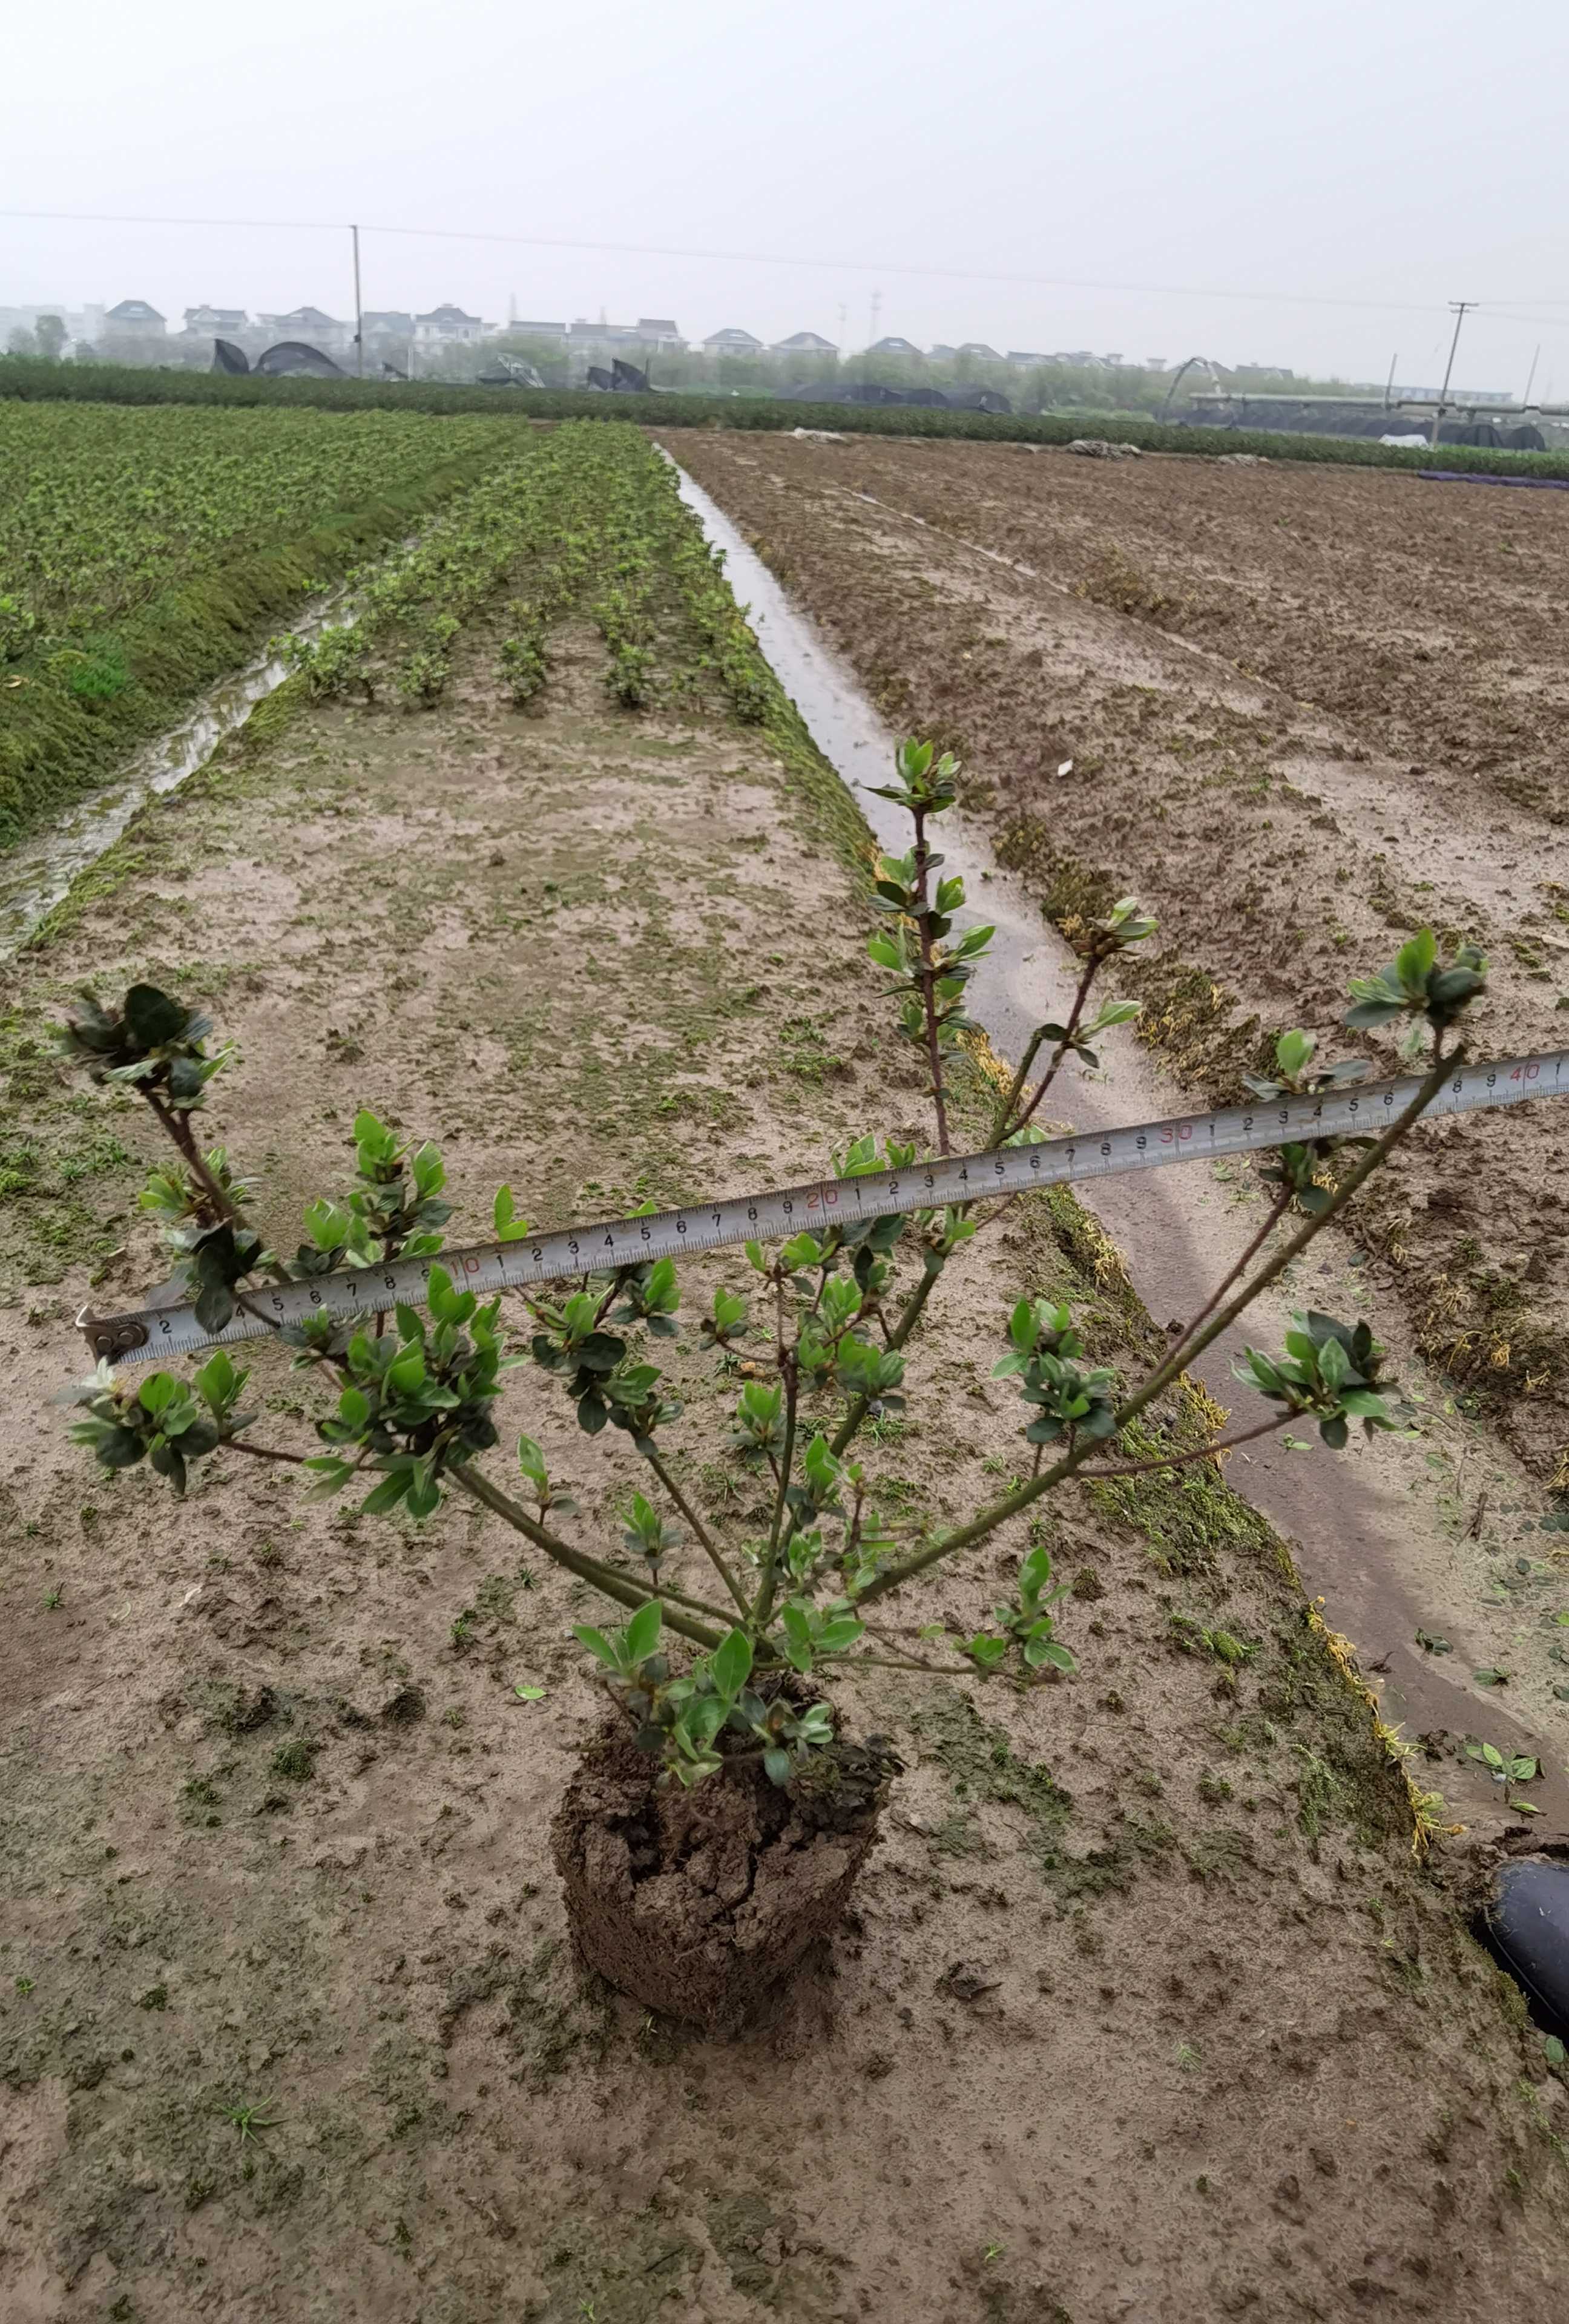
[1235,1311,1400,1449]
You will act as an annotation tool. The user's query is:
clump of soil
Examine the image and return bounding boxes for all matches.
[553,1719,895,2031]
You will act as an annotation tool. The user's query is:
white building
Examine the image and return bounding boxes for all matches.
[415,304,484,346]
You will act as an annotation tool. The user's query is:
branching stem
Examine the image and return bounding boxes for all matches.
[855,1043,1457,1610]
[450,1465,726,1648]
[1160,1186,1292,1374]
[222,1438,311,1466]
[1071,1411,1291,1479]
[910,805,952,1157]
[640,1445,751,1616]
[990,950,1101,1145]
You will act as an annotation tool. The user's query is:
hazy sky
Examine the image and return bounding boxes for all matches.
[5,0,1568,391]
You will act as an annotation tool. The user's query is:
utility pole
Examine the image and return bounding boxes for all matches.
[350,223,364,378]
[869,288,881,348]
[1429,301,1475,448]
[1383,350,1397,410]
[1522,343,1541,408]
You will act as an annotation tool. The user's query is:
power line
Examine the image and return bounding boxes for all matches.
[0,206,347,234]
[0,204,1470,317]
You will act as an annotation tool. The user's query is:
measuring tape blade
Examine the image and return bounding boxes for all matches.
[77,1047,1568,1366]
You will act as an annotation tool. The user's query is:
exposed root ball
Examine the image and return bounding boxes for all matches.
[552,1719,894,2033]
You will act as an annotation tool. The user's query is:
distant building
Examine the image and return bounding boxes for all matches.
[1005,350,1048,369]
[415,304,484,346]
[258,306,350,351]
[507,319,568,342]
[867,334,922,356]
[928,343,957,359]
[568,317,685,354]
[1390,381,1513,406]
[2,301,104,342]
[771,330,838,356]
[1145,357,1168,371]
[104,299,165,336]
[703,326,763,355]
[362,311,415,339]
[955,341,1001,361]
[183,305,246,335]
[1053,350,1099,366]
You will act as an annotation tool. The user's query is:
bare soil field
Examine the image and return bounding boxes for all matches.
[2,433,1566,2321]
[671,433,1569,1500]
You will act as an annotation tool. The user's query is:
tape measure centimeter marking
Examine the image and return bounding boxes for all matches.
[78,1046,1568,1365]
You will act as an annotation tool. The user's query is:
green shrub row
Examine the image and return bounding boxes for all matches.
[0,445,503,851]
[5,354,1568,482]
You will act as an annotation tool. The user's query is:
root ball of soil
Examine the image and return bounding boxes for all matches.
[552,1717,895,2032]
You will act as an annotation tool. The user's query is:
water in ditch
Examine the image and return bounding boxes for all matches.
[669,454,1568,1833]
[0,585,358,962]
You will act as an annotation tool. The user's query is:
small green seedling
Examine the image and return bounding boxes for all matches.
[222,2099,283,2144]
[1465,1741,1538,1785]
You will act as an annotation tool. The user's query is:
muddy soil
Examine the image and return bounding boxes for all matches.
[2,615,1567,2320]
[669,433,1569,1498]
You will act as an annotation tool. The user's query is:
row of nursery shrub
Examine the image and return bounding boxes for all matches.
[5,355,1568,482]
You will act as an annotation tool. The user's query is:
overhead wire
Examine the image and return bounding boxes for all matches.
[0,205,1482,318]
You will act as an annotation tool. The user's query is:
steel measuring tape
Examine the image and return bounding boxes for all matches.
[77,1048,1568,1366]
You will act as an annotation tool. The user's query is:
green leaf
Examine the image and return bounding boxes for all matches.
[410,1143,445,1197]
[406,1469,441,1520]
[493,1184,531,1241]
[303,1456,354,1500]
[573,1624,619,1669]
[138,1372,180,1417]
[123,983,188,1049]
[1394,929,1436,994]
[304,1197,350,1253]
[763,1748,793,1787]
[361,1471,412,1516]
[780,1603,814,1673]
[709,1628,753,1698]
[513,1684,547,1702]
[1275,1028,1315,1079]
[624,1600,663,1666]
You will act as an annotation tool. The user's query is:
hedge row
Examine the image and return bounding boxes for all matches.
[4,356,1569,483]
